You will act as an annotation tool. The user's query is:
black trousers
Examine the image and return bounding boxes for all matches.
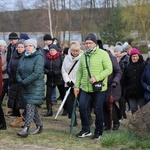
[0,105,6,126]
[0,79,9,105]
[46,84,67,110]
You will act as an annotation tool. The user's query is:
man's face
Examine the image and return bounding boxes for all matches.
[85,40,96,50]
[44,40,53,45]
[10,39,19,45]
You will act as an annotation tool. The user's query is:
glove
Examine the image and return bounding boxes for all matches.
[111,81,117,88]
[147,86,150,91]
[67,81,74,87]
[48,71,55,76]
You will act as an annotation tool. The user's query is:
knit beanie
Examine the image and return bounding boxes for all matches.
[0,40,7,47]
[116,41,122,46]
[43,34,52,41]
[114,45,123,52]
[9,32,19,40]
[85,33,97,44]
[130,48,141,56]
[122,42,129,50]
[20,33,30,40]
[103,44,109,50]
[24,39,37,48]
[16,39,25,47]
[48,44,59,51]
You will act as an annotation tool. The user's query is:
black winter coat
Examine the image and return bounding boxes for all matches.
[8,50,24,85]
[7,44,17,64]
[44,53,64,86]
[123,55,146,99]
[8,50,25,109]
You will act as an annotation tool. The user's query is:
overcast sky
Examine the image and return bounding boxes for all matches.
[0,0,117,11]
[0,0,36,11]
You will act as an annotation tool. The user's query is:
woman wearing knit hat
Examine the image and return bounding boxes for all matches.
[122,48,146,114]
[7,40,26,127]
[16,39,45,137]
[44,44,66,117]
[74,33,112,140]
[113,45,130,119]
[42,35,60,108]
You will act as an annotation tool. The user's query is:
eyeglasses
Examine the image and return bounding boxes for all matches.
[85,42,94,45]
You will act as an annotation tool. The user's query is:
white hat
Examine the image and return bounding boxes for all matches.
[122,42,129,50]
[114,45,123,52]
[103,44,109,50]
[0,40,7,47]
[24,39,37,48]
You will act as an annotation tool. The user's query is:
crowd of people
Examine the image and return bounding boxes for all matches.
[0,32,149,140]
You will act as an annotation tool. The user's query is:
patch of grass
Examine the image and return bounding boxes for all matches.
[0,101,150,150]
[101,128,150,150]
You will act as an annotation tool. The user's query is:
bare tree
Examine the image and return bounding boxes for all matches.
[48,0,53,37]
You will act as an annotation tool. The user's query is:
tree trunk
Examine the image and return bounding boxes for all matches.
[48,0,53,37]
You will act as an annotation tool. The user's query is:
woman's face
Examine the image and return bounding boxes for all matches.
[17,43,25,54]
[71,49,80,57]
[25,44,35,54]
[49,48,57,55]
[0,45,5,51]
[131,54,139,63]
[114,50,121,57]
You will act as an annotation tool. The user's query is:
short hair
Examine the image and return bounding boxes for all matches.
[70,41,81,51]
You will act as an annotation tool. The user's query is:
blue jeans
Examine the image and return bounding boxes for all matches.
[79,90,105,135]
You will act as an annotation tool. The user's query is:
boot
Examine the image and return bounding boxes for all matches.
[44,104,53,117]
[29,125,43,135]
[0,124,7,130]
[62,109,67,116]
[112,123,120,130]
[17,126,29,138]
[10,117,24,127]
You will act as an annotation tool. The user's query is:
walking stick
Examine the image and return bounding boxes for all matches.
[69,91,78,137]
[54,87,71,120]
[108,88,114,129]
